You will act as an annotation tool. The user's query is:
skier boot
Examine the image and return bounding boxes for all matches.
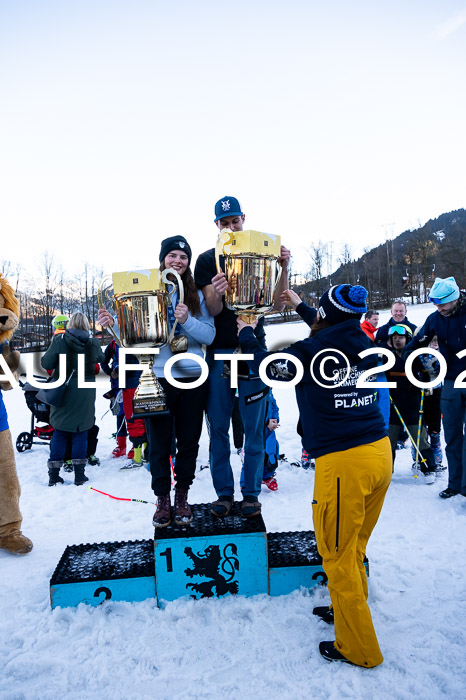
[112,435,127,458]
[62,459,73,473]
[301,450,315,470]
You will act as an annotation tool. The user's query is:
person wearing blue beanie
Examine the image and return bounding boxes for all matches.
[238,284,392,668]
[404,275,466,500]
[428,276,460,313]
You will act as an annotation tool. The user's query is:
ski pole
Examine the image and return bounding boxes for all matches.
[414,389,425,477]
[89,486,156,505]
[389,397,427,478]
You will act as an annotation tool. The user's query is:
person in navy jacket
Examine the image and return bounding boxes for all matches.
[238,284,392,669]
[403,276,466,499]
[375,301,416,346]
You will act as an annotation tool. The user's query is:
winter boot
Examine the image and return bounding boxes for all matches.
[319,642,358,666]
[73,460,89,486]
[48,460,64,486]
[174,488,193,525]
[152,494,172,528]
[112,435,127,458]
[87,455,100,466]
[313,606,334,624]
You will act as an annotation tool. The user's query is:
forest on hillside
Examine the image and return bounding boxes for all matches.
[295,209,466,308]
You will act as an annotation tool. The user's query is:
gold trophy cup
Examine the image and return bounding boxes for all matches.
[215,229,282,379]
[215,229,282,322]
[98,267,186,417]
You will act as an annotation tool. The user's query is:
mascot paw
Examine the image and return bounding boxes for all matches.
[0,531,33,555]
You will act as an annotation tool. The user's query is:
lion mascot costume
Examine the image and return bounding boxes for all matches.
[0,273,33,554]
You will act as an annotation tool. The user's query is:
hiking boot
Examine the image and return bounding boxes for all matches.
[62,460,73,473]
[241,496,262,518]
[73,460,89,486]
[313,606,334,624]
[174,488,193,525]
[319,642,358,666]
[211,496,233,518]
[48,461,64,486]
[262,477,278,491]
[0,531,33,555]
[439,487,459,499]
[87,455,100,466]
[153,494,172,528]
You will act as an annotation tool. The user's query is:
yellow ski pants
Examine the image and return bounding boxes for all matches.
[313,437,392,667]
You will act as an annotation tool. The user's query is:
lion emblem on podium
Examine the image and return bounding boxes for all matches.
[184,543,239,598]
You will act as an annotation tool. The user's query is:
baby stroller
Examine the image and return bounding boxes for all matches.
[16,379,54,452]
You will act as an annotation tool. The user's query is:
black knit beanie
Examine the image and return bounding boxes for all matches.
[159,236,192,266]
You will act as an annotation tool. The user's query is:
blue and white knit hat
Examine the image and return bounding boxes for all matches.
[318,285,368,325]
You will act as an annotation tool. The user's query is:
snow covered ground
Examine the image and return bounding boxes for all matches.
[2,304,466,699]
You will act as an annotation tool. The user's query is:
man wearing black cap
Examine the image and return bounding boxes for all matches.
[194,196,290,518]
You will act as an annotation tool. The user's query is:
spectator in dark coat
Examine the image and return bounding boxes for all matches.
[403,277,466,499]
[41,312,105,486]
[375,301,416,346]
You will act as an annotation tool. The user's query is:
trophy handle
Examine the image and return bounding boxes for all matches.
[161,268,185,347]
[214,228,234,275]
[97,277,120,343]
[274,260,283,293]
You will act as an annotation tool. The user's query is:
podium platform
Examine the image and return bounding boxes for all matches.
[50,503,369,609]
[154,502,268,603]
[50,540,155,609]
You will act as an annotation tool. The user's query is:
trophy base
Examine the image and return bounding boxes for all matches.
[132,397,170,419]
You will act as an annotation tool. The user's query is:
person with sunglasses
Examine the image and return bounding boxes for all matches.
[386,324,436,482]
[403,277,466,499]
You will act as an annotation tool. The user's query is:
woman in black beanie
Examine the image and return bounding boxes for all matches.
[145,236,215,527]
[238,284,392,668]
[98,236,215,527]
